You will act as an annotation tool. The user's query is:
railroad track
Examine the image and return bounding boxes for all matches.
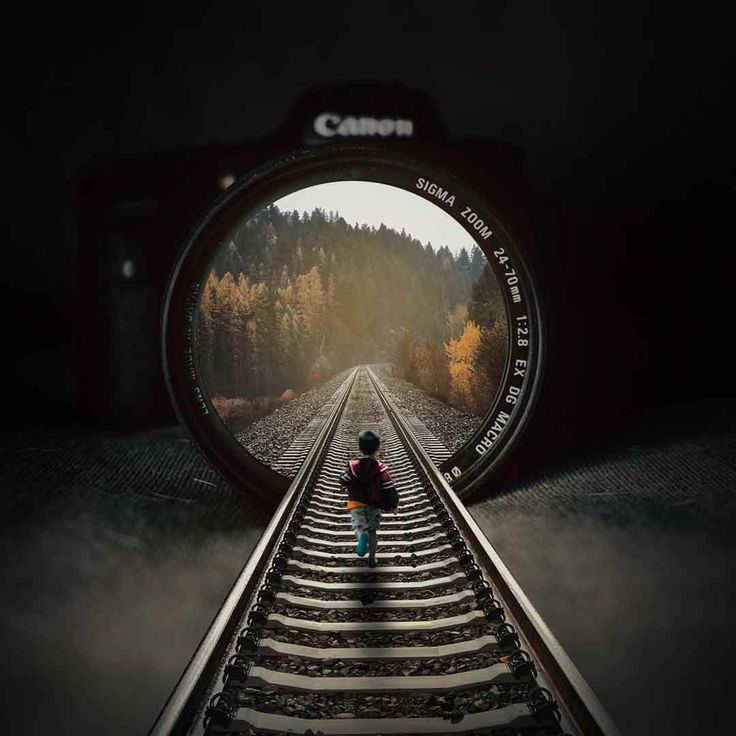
[151,367,619,736]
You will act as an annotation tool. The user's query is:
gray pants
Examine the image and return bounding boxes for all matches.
[350,506,382,555]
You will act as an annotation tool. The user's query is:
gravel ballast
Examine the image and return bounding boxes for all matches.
[271,600,479,623]
[265,623,498,649]
[253,651,506,678]
[280,580,471,601]
[236,370,351,469]
[284,565,463,584]
[376,370,483,455]
[237,366,482,473]
[235,682,532,719]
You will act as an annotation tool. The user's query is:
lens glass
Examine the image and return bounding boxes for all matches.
[195,180,507,475]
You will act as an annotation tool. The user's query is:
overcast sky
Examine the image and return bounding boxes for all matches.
[273,181,477,256]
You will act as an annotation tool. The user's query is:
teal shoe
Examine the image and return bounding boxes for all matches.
[355,532,369,557]
[368,556,378,568]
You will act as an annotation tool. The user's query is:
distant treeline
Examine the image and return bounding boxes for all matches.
[198,205,507,422]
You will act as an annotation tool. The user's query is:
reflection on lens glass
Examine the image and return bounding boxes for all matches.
[194,180,508,478]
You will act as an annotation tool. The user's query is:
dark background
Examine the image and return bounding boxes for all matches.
[1,3,735,735]
[2,1,734,440]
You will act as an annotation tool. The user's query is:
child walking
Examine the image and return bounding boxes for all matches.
[338,429,396,568]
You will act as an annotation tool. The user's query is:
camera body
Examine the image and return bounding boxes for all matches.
[77,83,539,428]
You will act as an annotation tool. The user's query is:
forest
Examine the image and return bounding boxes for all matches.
[197,205,507,429]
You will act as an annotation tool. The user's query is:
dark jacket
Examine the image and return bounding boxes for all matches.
[339,457,395,506]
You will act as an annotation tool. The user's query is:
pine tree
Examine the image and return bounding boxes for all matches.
[468,262,504,329]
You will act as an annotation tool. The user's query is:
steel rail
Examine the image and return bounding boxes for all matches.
[150,364,621,736]
[366,366,621,736]
[148,367,360,736]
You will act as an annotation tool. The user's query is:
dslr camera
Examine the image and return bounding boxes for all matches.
[77,82,548,502]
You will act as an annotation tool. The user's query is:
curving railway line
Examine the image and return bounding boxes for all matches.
[150,367,620,736]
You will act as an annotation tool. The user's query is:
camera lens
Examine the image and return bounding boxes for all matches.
[163,146,543,510]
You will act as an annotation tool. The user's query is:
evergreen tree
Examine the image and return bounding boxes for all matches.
[198,203,507,419]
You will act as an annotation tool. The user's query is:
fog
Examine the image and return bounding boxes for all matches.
[470,505,736,735]
[0,499,264,735]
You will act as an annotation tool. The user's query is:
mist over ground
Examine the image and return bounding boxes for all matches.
[472,509,736,735]
[471,400,736,735]
[0,428,266,735]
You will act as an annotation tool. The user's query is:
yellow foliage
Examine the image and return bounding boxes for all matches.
[446,320,484,413]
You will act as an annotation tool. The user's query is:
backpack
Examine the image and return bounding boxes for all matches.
[355,469,382,505]
[344,459,399,511]
[375,481,399,511]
